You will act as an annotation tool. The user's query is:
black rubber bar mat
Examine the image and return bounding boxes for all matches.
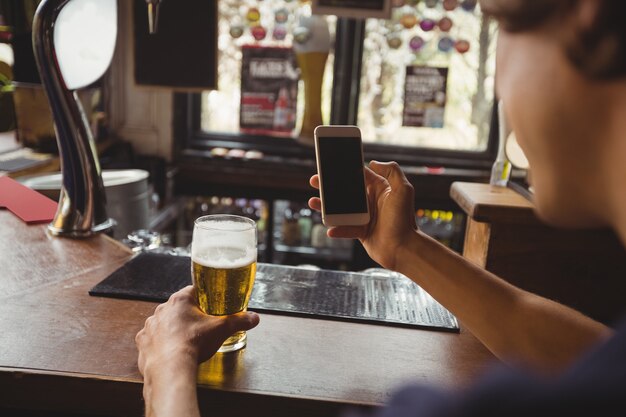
[89,252,459,332]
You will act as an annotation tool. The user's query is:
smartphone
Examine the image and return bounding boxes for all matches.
[314,125,370,227]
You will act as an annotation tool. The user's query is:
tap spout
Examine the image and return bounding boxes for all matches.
[146,0,162,34]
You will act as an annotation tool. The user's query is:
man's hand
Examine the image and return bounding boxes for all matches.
[309,160,417,270]
[136,285,260,377]
[136,285,260,417]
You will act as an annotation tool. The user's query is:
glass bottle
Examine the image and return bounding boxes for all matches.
[298,206,313,246]
[281,203,301,246]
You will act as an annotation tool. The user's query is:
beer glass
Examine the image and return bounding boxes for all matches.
[191,215,257,353]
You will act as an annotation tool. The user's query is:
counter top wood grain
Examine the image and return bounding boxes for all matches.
[0,209,495,417]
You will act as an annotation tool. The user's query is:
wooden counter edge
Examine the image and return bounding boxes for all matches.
[0,367,370,417]
[450,181,538,224]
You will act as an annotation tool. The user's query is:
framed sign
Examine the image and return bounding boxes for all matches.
[402,66,448,128]
[240,46,299,136]
[312,0,391,20]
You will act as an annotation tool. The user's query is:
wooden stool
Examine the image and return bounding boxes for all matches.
[451,182,626,325]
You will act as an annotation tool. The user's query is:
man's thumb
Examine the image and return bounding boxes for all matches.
[369,161,410,189]
[225,311,260,334]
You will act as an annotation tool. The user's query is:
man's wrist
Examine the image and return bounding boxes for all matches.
[142,355,199,417]
[393,229,427,277]
[143,353,198,384]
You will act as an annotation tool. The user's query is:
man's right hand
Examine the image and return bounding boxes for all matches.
[308,160,417,271]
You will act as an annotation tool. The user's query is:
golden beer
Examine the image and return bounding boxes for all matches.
[191,215,257,353]
[192,257,256,316]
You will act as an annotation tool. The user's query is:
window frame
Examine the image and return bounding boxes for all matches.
[174,17,499,171]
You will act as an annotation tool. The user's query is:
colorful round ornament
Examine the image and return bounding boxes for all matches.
[275,8,289,24]
[438,36,454,52]
[455,39,470,53]
[386,33,403,49]
[443,0,458,11]
[461,0,477,11]
[409,35,425,51]
[229,23,245,39]
[438,16,453,31]
[425,0,438,8]
[400,12,418,29]
[420,18,436,31]
[246,7,261,23]
[273,25,288,41]
[251,25,267,41]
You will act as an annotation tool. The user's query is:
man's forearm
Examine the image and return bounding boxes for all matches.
[143,358,201,417]
[396,231,611,373]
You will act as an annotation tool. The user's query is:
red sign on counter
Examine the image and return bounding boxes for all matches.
[0,176,57,224]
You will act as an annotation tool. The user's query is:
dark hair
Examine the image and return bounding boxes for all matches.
[480,0,626,79]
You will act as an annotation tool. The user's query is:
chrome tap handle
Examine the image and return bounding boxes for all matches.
[32,0,115,237]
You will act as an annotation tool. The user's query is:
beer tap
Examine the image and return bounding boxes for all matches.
[33,0,117,237]
[32,0,164,237]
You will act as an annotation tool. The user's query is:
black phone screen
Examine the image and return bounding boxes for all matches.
[317,137,368,215]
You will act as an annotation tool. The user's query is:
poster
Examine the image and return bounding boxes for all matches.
[240,46,299,136]
[312,0,391,19]
[402,66,448,128]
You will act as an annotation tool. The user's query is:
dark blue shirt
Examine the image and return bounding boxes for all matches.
[345,318,626,417]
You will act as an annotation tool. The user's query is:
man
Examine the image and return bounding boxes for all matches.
[136,1,626,415]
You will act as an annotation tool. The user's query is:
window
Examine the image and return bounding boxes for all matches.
[178,0,498,168]
[200,0,336,137]
[359,3,496,151]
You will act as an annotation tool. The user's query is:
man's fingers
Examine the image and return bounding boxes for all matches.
[364,165,392,195]
[309,175,320,189]
[313,169,383,190]
[308,197,321,211]
[364,165,385,183]
[369,161,411,189]
[327,226,367,240]
[313,162,408,195]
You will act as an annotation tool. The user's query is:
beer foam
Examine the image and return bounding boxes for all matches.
[195,219,255,233]
[192,246,256,269]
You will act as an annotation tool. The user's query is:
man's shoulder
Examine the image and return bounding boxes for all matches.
[347,321,626,417]
[561,317,626,386]
[468,323,626,415]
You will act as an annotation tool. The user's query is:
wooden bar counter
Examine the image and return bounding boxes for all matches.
[0,209,495,417]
